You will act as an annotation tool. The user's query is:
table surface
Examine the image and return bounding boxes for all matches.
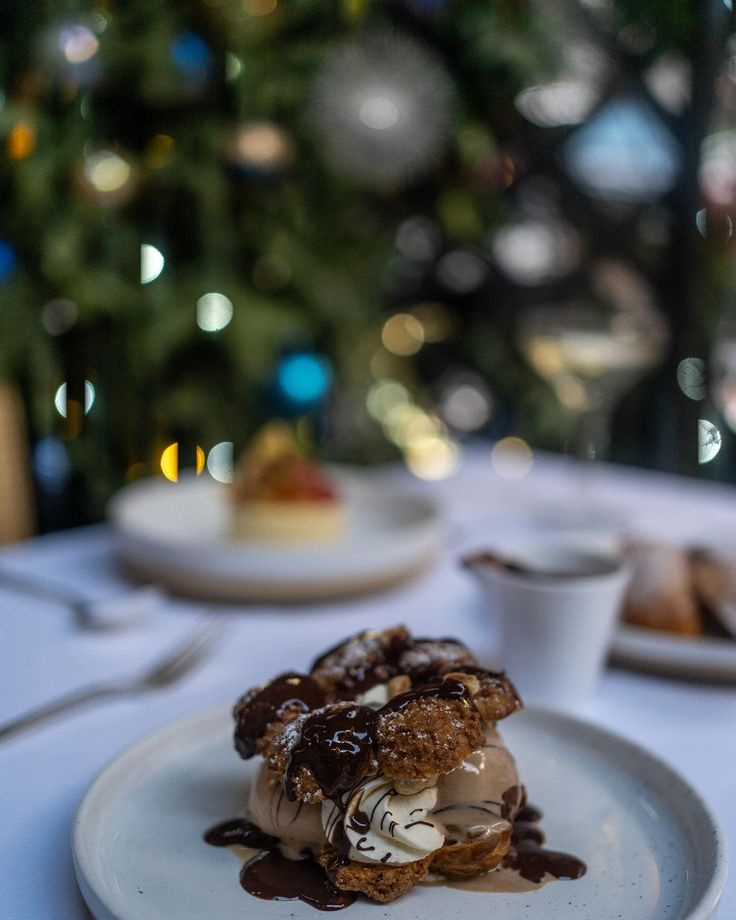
[1,451,734,920]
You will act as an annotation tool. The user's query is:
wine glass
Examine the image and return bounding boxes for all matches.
[517,303,668,521]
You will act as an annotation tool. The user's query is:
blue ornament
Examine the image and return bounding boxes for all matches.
[170,32,212,75]
[0,241,17,281]
[276,353,333,408]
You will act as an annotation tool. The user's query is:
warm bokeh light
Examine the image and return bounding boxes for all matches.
[160,442,179,482]
[196,446,205,475]
[405,435,461,480]
[366,379,410,421]
[491,437,534,479]
[196,292,233,332]
[7,122,36,160]
[84,150,132,193]
[140,244,165,284]
[147,134,174,169]
[381,313,425,356]
[244,0,278,15]
[231,122,292,171]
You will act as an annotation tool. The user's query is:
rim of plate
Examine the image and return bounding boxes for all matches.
[72,704,728,920]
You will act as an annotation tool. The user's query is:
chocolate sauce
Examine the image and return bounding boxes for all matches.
[501,784,523,820]
[348,808,370,834]
[234,672,327,759]
[204,818,279,850]
[504,804,587,883]
[241,851,356,911]
[285,705,378,801]
[379,677,470,714]
[310,629,411,693]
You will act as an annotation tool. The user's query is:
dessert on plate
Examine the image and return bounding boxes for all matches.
[205,627,586,909]
[622,541,736,639]
[230,422,345,544]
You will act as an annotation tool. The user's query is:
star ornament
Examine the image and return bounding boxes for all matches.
[308,29,456,189]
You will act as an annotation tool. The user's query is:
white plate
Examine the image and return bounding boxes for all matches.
[611,625,736,682]
[73,705,726,920]
[108,473,442,602]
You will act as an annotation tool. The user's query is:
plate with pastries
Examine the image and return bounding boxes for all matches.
[108,424,442,603]
[611,540,736,681]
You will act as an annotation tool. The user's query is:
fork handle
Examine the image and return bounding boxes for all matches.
[0,683,128,742]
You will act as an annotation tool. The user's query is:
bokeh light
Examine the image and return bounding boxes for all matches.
[41,299,78,336]
[359,96,400,130]
[515,80,598,127]
[170,32,211,74]
[677,357,706,400]
[140,244,165,284]
[698,419,722,464]
[196,446,205,475]
[196,292,233,332]
[366,379,410,421]
[160,443,179,482]
[7,122,36,160]
[207,441,234,483]
[244,0,278,14]
[395,217,442,262]
[491,437,534,479]
[54,380,95,418]
[230,122,293,173]
[84,150,133,198]
[440,376,493,431]
[59,25,99,63]
[700,131,736,207]
[405,435,461,480]
[276,353,333,406]
[33,437,71,492]
[436,249,488,294]
[492,220,579,286]
[695,208,733,239]
[0,241,18,281]
[381,313,425,356]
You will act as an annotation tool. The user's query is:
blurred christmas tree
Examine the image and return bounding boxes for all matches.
[0,0,717,530]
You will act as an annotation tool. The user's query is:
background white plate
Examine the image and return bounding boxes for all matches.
[108,473,442,602]
[611,625,736,682]
[73,705,726,920]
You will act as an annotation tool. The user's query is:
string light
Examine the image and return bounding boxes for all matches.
[677,358,706,401]
[59,25,99,63]
[0,241,17,281]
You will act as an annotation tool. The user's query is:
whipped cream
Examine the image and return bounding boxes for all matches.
[322,776,444,866]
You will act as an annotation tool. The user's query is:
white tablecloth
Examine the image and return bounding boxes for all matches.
[1,452,734,919]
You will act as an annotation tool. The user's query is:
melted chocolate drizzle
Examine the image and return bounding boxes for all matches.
[379,677,470,715]
[204,818,279,850]
[504,803,587,883]
[233,672,327,759]
[241,851,356,911]
[284,705,378,801]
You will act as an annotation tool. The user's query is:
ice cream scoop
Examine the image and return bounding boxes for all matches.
[247,761,323,860]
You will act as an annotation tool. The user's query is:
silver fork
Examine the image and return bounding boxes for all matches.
[0,617,228,743]
[0,566,164,632]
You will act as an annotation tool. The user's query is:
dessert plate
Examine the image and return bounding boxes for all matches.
[73,705,726,920]
[108,473,441,602]
[610,625,736,682]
